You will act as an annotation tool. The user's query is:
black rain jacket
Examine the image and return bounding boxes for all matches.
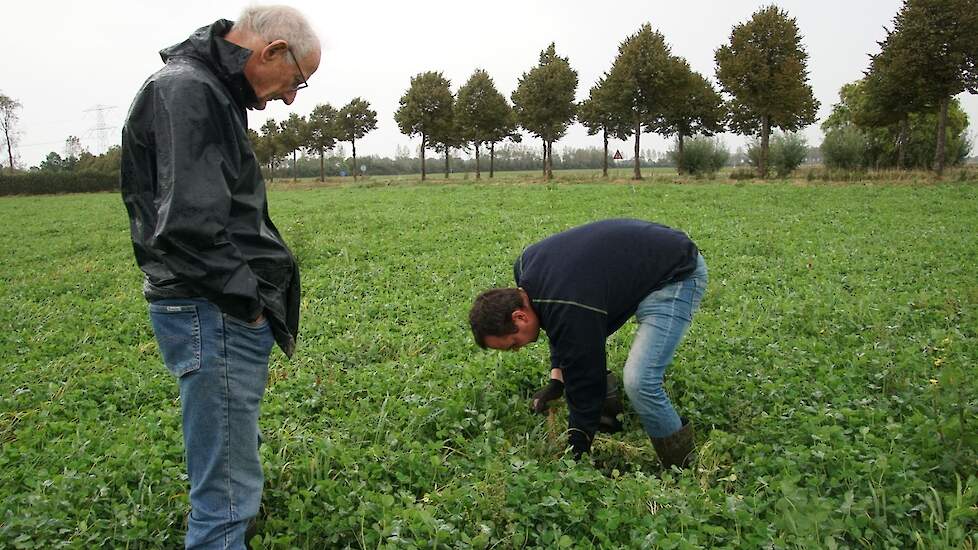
[121,20,300,357]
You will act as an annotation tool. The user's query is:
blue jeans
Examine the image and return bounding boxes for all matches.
[149,298,274,550]
[623,255,707,438]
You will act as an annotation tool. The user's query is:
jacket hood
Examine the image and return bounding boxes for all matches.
[159,19,259,109]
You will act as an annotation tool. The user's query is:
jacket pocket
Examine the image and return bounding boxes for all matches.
[149,303,202,378]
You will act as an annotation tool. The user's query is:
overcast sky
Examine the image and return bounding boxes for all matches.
[3,0,976,167]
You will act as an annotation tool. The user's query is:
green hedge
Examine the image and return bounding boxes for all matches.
[0,171,118,196]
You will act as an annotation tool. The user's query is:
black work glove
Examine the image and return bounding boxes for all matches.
[598,415,622,434]
[568,429,593,458]
[530,379,564,414]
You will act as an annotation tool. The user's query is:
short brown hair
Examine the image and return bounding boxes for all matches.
[469,288,524,349]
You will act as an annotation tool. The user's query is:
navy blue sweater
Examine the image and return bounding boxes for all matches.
[513,219,699,452]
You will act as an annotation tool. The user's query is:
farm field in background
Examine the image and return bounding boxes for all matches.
[263,165,978,191]
[1,181,976,548]
[264,167,685,187]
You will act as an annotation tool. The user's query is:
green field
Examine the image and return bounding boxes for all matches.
[1,181,976,548]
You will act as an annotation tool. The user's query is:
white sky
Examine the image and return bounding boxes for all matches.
[3,0,976,167]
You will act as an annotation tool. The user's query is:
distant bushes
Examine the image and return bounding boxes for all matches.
[728,167,755,180]
[672,137,729,176]
[0,171,118,196]
[747,132,809,177]
[803,166,978,183]
[821,127,869,170]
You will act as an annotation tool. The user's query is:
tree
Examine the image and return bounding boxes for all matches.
[256,118,283,181]
[38,152,68,172]
[511,43,578,180]
[860,41,924,168]
[715,6,819,177]
[395,72,454,181]
[485,107,520,178]
[0,93,22,175]
[578,76,633,178]
[455,69,513,179]
[431,115,464,179]
[64,135,84,162]
[877,0,978,175]
[603,24,678,180]
[427,89,461,179]
[279,113,306,181]
[657,61,726,175]
[337,97,378,182]
[306,103,338,182]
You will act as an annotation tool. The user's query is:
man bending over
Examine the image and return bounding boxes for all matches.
[469,219,708,468]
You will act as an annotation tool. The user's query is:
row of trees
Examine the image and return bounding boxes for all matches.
[393,6,819,181]
[394,70,520,180]
[7,1,975,180]
[34,136,121,175]
[249,98,378,182]
[821,0,977,174]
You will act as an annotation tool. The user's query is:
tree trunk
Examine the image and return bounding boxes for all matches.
[602,129,608,178]
[421,135,427,181]
[490,142,495,178]
[546,141,553,180]
[352,138,358,182]
[292,149,297,181]
[444,145,450,179]
[896,116,909,169]
[475,142,481,179]
[542,140,547,177]
[933,96,949,176]
[3,126,12,175]
[677,134,686,175]
[760,115,770,178]
[633,114,642,180]
[319,150,325,182]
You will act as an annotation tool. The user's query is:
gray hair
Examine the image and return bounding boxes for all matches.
[233,5,320,59]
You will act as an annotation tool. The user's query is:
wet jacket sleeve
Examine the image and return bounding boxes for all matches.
[148,79,262,322]
[546,305,608,456]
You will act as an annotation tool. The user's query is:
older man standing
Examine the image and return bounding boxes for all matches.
[120,6,320,548]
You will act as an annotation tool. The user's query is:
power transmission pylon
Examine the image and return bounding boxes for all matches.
[83,104,116,154]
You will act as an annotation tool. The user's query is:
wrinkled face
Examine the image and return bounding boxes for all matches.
[483,307,540,352]
[248,40,321,110]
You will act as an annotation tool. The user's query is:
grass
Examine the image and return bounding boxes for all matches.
[1,180,976,548]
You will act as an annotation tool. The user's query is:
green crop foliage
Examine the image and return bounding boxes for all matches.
[1,181,976,548]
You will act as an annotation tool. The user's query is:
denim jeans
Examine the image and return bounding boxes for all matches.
[622,255,707,438]
[149,298,274,550]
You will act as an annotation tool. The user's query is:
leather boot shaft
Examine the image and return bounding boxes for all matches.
[651,419,695,470]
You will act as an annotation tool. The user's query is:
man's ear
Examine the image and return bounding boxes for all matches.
[511,308,528,325]
[260,39,289,63]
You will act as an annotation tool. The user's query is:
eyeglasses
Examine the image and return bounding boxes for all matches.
[287,46,309,92]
